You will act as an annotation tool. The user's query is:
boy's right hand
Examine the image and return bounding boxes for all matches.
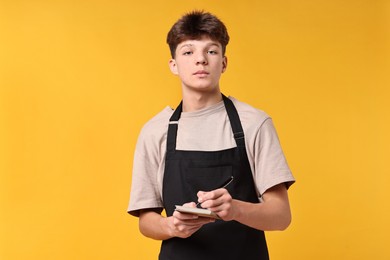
[166,202,214,238]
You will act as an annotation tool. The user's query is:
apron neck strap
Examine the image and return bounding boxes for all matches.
[221,94,246,148]
[166,101,182,152]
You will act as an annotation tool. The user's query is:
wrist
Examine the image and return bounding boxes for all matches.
[231,199,242,221]
[160,216,175,239]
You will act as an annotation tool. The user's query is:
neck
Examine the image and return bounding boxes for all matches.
[181,88,223,112]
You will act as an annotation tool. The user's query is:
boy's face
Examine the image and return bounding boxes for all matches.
[169,36,227,94]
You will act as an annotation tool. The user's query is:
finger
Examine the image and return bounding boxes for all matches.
[173,210,199,220]
[173,201,200,220]
[182,201,197,208]
[197,189,225,204]
[200,189,231,208]
[174,217,214,228]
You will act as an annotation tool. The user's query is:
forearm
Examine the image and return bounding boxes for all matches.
[232,196,291,231]
[139,210,172,240]
[200,183,292,231]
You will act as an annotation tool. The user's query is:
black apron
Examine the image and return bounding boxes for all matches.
[160,95,269,260]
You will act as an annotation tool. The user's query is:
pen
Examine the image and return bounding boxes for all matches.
[196,176,234,207]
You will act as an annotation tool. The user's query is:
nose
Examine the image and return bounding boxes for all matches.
[195,53,208,65]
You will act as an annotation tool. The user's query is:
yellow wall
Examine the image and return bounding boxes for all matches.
[1,0,389,259]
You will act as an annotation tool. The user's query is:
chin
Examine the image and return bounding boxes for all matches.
[189,83,217,90]
[189,86,215,92]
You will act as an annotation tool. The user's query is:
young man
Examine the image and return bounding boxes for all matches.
[128,11,295,260]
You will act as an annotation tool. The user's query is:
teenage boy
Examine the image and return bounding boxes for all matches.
[128,10,295,260]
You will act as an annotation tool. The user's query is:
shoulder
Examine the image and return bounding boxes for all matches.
[229,96,270,131]
[135,106,173,158]
[139,106,173,139]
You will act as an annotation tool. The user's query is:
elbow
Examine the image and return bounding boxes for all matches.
[278,219,291,231]
[277,211,292,231]
[138,217,149,237]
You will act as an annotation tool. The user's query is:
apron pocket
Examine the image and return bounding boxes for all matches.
[185,165,233,201]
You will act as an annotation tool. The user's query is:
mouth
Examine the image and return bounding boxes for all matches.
[193,70,209,76]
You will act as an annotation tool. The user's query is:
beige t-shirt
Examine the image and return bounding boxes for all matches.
[128,97,294,216]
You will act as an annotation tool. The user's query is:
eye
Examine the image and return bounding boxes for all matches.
[183,51,192,55]
[207,50,218,55]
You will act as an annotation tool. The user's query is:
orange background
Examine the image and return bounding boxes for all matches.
[1,0,389,259]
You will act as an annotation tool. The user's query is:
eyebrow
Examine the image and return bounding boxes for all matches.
[179,44,193,49]
[179,42,221,50]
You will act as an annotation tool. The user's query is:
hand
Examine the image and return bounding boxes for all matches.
[166,202,214,238]
[197,188,237,221]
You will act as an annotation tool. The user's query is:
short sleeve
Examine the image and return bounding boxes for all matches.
[254,118,295,195]
[127,129,164,217]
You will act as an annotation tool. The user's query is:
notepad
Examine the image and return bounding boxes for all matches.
[175,205,221,219]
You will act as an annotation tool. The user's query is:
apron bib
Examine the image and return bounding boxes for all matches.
[160,95,269,260]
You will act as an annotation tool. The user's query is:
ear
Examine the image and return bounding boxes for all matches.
[222,56,228,73]
[169,59,178,75]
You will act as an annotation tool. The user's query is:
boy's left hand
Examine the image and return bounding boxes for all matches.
[197,188,237,221]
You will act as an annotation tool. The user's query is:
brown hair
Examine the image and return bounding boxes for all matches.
[166,10,230,58]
